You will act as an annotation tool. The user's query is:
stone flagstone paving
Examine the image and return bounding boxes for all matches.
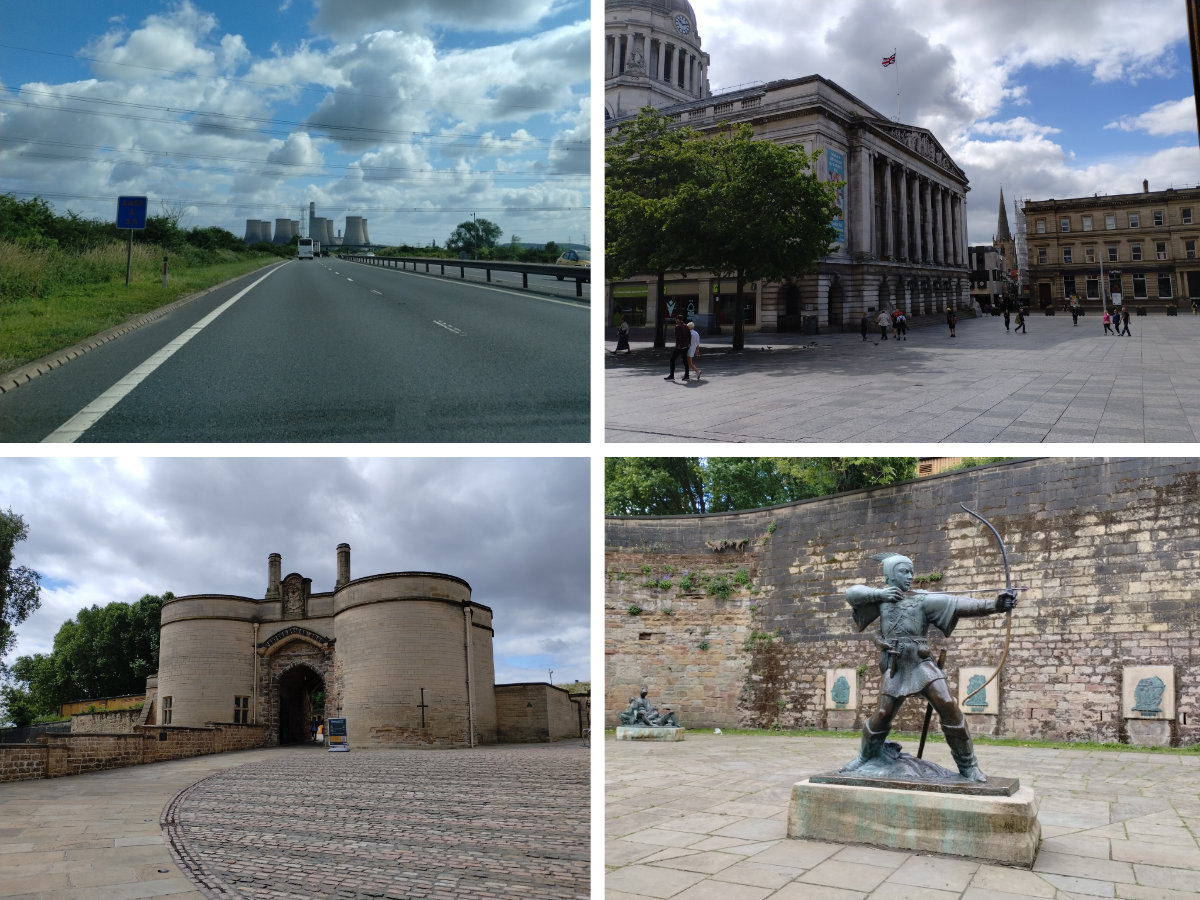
[607,733,1200,899]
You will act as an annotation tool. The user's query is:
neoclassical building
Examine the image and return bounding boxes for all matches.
[153,545,584,748]
[605,0,971,333]
[1023,182,1200,310]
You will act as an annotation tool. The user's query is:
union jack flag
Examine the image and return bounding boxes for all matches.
[882,53,896,67]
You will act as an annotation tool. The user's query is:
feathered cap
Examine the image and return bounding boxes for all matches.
[871,552,913,581]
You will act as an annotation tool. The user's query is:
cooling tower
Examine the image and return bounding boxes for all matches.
[245,219,272,243]
[362,219,370,245]
[320,219,335,245]
[272,218,296,244]
[343,216,366,245]
[309,202,316,237]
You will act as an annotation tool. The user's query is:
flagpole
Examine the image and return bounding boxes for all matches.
[894,47,900,121]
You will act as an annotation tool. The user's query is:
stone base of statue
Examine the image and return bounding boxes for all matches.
[615,726,685,741]
[788,740,1039,867]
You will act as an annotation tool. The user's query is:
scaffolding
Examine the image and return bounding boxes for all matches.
[1013,196,1028,299]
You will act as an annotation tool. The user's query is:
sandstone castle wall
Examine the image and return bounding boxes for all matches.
[606,458,1199,746]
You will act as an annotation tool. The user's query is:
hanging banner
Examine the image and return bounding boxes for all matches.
[826,149,846,246]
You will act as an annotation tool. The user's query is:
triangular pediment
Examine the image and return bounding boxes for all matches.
[868,121,966,183]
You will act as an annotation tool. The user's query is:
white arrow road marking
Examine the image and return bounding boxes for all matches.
[42,264,285,442]
[371,290,382,295]
[434,321,464,335]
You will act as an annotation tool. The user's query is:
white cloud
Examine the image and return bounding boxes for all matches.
[310,0,560,39]
[1106,96,1197,135]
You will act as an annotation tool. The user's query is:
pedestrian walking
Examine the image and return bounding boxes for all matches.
[615,315,631,353]
[686,321,701,380]
[946,306,957,337]
[1111,308,1121,336]
[664,314,689,381]
[1003,308,1011,332]
[1120,312,1131,337]
[1014,309,1026,333]
[1069,296,1080,326]
[861,311,870,341]
[876,309,890,340]
[1102,310,1113,334]
[895,311,907,341]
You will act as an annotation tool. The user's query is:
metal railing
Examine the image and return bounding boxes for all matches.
[342,255,590,298]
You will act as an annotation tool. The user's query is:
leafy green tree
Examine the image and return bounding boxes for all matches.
[605,458,707,516]
[446,218,502,257]
[8,592,170,717]
[1,509,41,673]
[606,109,703,348]
[605,458,919,515]
[688,124,840,349]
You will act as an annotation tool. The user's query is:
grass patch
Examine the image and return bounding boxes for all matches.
[669,727,1200,753]
[1,240,279,373]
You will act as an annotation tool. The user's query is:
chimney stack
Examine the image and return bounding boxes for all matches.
[336,543,351,587]
[1143,179,1149,193]
[266,552,282,599]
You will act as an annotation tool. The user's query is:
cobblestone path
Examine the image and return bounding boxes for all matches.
[162,744,589,900]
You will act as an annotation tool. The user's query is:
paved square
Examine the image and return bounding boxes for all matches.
[0,742,587,900]
[606,732,1200,899]
[604,313,1200,443]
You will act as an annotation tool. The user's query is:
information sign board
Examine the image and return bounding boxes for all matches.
[326,717,349,751]
[116,196,148,230]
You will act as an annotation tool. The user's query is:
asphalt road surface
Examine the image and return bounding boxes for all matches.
[0,259,589,442]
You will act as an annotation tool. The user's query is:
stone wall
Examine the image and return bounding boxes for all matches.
[605,458,1200,745]
[494,684,585,742]
[70,709,141,733]
[0,723,267,783]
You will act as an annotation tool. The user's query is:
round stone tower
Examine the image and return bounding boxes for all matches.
[605,0,711,119]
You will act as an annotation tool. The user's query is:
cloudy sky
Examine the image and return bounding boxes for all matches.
[0,0,590,247]
[1,457,590,687]
[688,0,1199,245]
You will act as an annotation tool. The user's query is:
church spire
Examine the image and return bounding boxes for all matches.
[995,187,1012,243]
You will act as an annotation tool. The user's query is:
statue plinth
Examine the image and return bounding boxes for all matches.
[615,726,685,742]
[788,777,1040,867]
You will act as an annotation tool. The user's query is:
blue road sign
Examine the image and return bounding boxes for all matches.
[117,196,148,229]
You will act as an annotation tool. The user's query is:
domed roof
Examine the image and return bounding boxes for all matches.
[605,0,699,23]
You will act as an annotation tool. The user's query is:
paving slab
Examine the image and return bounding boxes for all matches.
[606,733,1200,899]
[605,314,1200,443]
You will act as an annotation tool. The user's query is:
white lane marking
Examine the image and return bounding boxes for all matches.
[434,320,464,335]
[347,278,353,282]
[42,265,285,443]
[371,290,383,296]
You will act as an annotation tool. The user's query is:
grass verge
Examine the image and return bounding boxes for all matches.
[1,241,280,374]
[606,726,1200,753]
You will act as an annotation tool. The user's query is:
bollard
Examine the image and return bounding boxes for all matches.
[161,255,168,288]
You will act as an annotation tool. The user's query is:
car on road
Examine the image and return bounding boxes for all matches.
[555,249,590,279]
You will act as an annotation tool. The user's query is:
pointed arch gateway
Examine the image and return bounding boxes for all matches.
[258,626,335,746]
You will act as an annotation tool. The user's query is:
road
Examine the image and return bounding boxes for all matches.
[0,259,589,442]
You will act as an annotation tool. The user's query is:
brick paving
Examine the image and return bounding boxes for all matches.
[604,312,1200,443]
[164,744,588,900]
[607,732,1200,900]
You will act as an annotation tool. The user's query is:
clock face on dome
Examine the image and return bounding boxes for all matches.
[674,13,691,35]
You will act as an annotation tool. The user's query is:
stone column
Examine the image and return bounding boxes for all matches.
[922,180,934,265]
[933,185,944,265]
[854,147,874,258]
[881,159,894,259]
[942,190,953,266]
[898,167,910,262]
[910,174,922,261]
[266,553,281,600]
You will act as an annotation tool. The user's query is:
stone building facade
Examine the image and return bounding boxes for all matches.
[154,544,579,749]
[605,0,970,333]
[605,458,1199,746]
[1023,182,1200,310]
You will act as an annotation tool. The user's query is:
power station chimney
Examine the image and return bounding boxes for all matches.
[336,543,351,587]
[266,552,282,599]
